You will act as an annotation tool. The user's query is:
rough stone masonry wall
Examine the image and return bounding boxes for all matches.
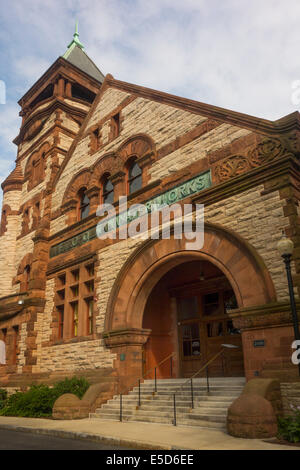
[51,88,210,213]
[0,189,22,297]
[0,214,20,297]
[281,383,300,415]
[40,86,294,375]
[95,237,145,334]
[18,112,57,159]
[149,123,250,181]
[36,237,145,374]
[38,188,291,374]
[204,186,294,302]
[93,187,291,338]
[35,278,117,374]
[17,321,28,374]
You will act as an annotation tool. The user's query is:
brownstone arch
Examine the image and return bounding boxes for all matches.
[104,223,277,383]
[105,223,276,333]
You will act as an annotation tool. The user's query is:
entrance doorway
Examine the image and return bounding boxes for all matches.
[142,260,244,378]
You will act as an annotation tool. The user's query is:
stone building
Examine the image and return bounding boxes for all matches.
[1,29,300,399]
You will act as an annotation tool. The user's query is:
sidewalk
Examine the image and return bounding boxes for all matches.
[0,416,295,450]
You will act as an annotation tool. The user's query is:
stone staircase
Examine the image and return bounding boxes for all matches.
[90,377,245,429]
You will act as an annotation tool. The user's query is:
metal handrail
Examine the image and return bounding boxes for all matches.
[172,347,227,425]
[118,351,176,421]
[120,351,176,396]
[177,347,226,392]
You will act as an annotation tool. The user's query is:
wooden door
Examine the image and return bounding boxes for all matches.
[202,290,244,376]
[176,287,244,377]
[176,295,203,376]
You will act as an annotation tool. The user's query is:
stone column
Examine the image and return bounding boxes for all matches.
[85,186,100,214]
[62,198,79,226]
[137,152,156,186]
[103,328,152,393]
[110,171,126,203]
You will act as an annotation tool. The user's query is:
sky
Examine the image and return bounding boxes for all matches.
[1,0,300,206]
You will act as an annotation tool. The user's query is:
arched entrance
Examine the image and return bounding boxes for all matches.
[142,259,244,378]
[104,224,276,384]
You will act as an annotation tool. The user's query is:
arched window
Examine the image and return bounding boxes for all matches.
[78,188,90,220]
[127,158,142,194]
[102,174,114,205]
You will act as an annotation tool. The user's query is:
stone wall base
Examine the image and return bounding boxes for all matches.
[281,381,300,415]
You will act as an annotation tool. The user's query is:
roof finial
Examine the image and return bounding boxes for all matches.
[66,21,84,51]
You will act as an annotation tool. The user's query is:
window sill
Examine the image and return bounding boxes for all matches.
[52,334,99,346]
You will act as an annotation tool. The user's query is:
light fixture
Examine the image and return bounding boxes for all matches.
[277,232,300,376]
[277,232,294,256]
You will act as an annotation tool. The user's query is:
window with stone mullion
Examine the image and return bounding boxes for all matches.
[128,160,142,194]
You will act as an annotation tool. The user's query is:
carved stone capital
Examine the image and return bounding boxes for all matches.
[136,151,156,168]
[103,328,152,348]
[61,198,78,213]
[110,171,125,185]
[85,186,100,200]
[228,301,300,330]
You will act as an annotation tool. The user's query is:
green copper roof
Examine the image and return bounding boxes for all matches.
[62,23,105,83]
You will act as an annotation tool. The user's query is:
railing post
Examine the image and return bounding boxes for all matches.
[173,394,177,426]
[206,366,210,393]
[138,379,141,407]
[154,367,157,393]
[221,350,226,376]
[190,378,194,409]
[120,393,122,422]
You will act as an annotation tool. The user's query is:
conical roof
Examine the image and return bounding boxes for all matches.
[62,23,105,83]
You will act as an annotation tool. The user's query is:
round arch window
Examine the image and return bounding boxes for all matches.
[102,174,114,205]
[78,188,90,220]
[127,158,142,194]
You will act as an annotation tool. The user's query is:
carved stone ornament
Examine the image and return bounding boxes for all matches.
[214,155,250,183]
[214,136,297,183]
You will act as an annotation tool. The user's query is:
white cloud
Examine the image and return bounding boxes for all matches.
[1,0,300,208]
[0,102,20,208]
[2,0,300,119]
[13,56,51,87]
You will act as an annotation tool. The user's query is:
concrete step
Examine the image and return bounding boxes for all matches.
[100,399,229,412]
[93,377,243,430]
[188,413,226,423]
[91,410,227,429]
[144,378,245,384]
[96,404,228,420]
[128,391,241,399]
[91,412,224,428]
[141,385,243,391]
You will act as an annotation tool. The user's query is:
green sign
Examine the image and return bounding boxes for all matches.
[50,169,211,258]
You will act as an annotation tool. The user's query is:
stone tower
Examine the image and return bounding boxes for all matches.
[0,27,104,381]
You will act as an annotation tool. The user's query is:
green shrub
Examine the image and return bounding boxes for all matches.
[0,389,7,401]
[278,405,300,443]
[52,376,89,400]
[0,385,57,418]
[0,376,90,418]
